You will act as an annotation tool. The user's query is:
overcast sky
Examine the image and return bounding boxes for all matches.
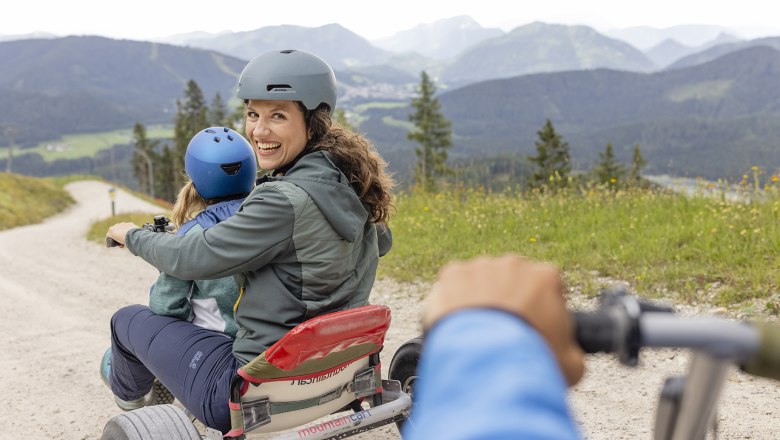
[4,0,780,41]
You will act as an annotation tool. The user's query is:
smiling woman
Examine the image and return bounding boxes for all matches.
[245,100,310,172]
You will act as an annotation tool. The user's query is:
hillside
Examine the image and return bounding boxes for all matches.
[667,36,780,70]
[372,15,504,60]
[2,31,780,183]
[367,46,780,179]
[0,36,247,145]
[0,172,74,230]
[440,22,656,87]
[645,33,741,68]
[167,23,390,70]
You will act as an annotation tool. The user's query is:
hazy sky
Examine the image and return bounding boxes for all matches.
[4,0,779,40]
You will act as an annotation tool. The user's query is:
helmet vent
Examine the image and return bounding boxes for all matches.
[220,162,242,176]
[213,136,221,143]
[267,84,293,92]
[205,129,216,134]
[227,135,234,141]
[280,50,296,54]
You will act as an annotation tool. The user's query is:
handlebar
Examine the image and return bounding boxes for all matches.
[573,288,780,381]
[106,215,173,248]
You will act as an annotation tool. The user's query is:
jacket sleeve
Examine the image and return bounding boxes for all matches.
[126,186,295,280]
[403,309,582,440]
[377,223,392,257]
[149,272,194,320]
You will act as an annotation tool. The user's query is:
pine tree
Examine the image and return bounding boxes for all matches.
[527,119,571,191]
[629,144,647,186]
[208,92,229,127]
[407,71,452,191]
[155,144,177,202]
[593,142,626,186]
[2,124,18,173]
[131,122,158,197]
[173,80,209,190]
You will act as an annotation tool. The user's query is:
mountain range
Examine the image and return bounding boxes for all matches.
[1,18,779,182]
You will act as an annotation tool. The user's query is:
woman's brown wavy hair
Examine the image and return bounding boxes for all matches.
[305,105,395,224]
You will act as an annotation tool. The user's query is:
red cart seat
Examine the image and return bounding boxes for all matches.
[226,304,391,437]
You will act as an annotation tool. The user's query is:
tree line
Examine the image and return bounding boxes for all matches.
[131,73,648,201]
[405,71,648,192]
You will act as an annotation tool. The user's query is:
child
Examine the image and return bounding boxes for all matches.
[149,126,257,335]
[101,126,257,410]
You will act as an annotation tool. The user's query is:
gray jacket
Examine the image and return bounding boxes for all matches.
[126,151,391,364]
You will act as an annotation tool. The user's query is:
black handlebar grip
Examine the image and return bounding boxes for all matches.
[106,237,120,248]
[573,311,617,354]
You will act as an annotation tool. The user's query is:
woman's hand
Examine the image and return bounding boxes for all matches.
[106,222,140,247]
[422,254,585,386]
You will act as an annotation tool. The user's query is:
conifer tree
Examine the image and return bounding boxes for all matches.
[527,119,571,191]
[155,144,177,202]
[407,71,452,191]
[629,144,647,186]
[593,142,626,186]
[208,92,230,127]
[173,80,209,190]
[131,122,158,197]
[229,101,246,132]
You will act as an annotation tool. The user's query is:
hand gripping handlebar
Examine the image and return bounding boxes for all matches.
[574,288,780,381]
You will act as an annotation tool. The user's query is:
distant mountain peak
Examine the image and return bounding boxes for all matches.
[373,15,503,60]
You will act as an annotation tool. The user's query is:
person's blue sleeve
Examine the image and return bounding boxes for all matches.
[403,309,582,440]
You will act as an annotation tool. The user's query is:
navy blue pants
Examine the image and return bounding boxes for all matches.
[110,305,239,433]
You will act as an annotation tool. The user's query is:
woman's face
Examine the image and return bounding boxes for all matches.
[245,100,310,171]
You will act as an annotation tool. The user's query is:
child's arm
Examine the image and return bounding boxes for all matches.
[149,272,194,320]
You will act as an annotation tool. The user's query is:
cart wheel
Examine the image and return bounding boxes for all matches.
[389,336,423,432]
[100,404,202,440]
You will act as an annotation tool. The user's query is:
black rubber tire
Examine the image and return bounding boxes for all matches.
[389,336,423,433]
[147,380,175,406]
[100,404,202,440]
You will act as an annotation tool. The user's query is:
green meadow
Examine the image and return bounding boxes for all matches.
[0,173,75,230]
[0,125,173,162]
[379,184,780,310]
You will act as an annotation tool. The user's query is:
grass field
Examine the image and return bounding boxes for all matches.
[0,125,173,162]
[379,183,780,311]
[0,173,75,230]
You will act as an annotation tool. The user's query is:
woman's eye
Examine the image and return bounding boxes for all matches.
[246,111,258,119]
[271,112,286,120]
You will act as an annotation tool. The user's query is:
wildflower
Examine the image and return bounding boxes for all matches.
[529,237,537,243]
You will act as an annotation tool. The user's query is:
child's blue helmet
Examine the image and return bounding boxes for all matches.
[185,127,257,199]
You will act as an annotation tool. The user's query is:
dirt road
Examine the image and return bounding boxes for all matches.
[0,180,777,439]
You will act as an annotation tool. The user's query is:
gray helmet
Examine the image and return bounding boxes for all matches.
[237,49,337,114]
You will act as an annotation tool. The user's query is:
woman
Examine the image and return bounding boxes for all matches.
[105,49,394,433]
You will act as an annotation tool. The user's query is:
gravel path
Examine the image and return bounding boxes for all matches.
[0,180,777,439]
